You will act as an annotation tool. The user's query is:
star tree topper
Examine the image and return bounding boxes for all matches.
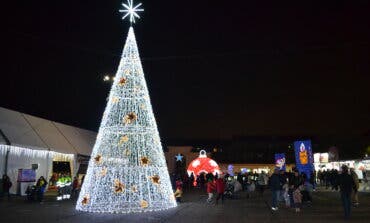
[119,0,144,24]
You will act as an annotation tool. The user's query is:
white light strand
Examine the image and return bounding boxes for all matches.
[0,144,74,161]
[76,26,177,213]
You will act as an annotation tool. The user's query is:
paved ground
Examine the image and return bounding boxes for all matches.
[1,188,369,223]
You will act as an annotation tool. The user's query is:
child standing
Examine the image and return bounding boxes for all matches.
[293,185,303,212]
[174,178,183,203]
[283,183,290,207]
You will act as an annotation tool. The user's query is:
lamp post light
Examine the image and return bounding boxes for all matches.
[103,75,111,81]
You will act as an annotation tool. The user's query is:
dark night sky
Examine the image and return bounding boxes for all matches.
[2,1,370,142]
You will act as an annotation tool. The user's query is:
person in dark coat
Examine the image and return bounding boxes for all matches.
[269,169,281,211]
[2,175,12,200]
[288,170,302,207]
[36,176,48,202]
[279,170,287,202]
[338,165,355,219]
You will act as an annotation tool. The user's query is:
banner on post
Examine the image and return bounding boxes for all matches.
[274,153,286,171]
[293,140,314,180]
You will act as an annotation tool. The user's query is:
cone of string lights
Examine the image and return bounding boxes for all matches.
[76,0,177,213]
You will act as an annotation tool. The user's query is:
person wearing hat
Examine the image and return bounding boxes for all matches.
[338,165,355,219]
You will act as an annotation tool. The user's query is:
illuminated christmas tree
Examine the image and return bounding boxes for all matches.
[76,1,177,213]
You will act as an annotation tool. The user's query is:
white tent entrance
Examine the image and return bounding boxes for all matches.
[0,145,74,195]
[0,106,97,195]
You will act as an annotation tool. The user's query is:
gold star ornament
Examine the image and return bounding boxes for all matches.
[149,175,160,185]
[118,77,127,86]
[94,154,102,164]
[131,185,138,193]
[118,135,129,145]
[114,179,125,194]
[123,148,131,157]
[81,195,90,206]
[140,156,150,166]
[99,167,108,177]
[140,200,148,208]
[112,96,119,104]
[123,112,137,124]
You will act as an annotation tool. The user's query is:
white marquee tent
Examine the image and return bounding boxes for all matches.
[0,107,96,194]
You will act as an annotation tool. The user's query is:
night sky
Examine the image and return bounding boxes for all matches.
[2,1,370,142]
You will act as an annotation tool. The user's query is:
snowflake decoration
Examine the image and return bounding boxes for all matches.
[119,0,144,24]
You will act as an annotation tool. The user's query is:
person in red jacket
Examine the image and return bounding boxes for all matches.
[174,178,183,202]
[206,176,216,203]
[215,175,226,205]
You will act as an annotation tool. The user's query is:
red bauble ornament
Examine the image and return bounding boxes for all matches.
[187,150,221,185]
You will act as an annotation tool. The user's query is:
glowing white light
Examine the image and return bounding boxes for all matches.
[76,26,176,213]
[0,145,74,161]
[104,75,110,81]
[192,160,200,167]
[119,0,144,23]
[209,160,218,167]
[199,149,207,158]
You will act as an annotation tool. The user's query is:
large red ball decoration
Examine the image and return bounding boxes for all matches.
[187,150,221,185]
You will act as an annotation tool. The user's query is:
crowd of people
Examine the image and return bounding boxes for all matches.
[0,172,84,203]
[0,165,364,220]
[172,164,361,220]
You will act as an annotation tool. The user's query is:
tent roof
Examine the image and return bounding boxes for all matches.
[0,107,96,155]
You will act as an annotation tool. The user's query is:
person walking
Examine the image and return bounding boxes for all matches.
[72,176,79,198]
[338,165,355,219]
[279,170,287,202]
[282,181,290,207]
[257,171,268,196]
[269,169,281,211]
[288,170,302,208]
[349,168,359,206]
[293,185,303,212]
[215,175,226,205]
[206,176,216,203]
